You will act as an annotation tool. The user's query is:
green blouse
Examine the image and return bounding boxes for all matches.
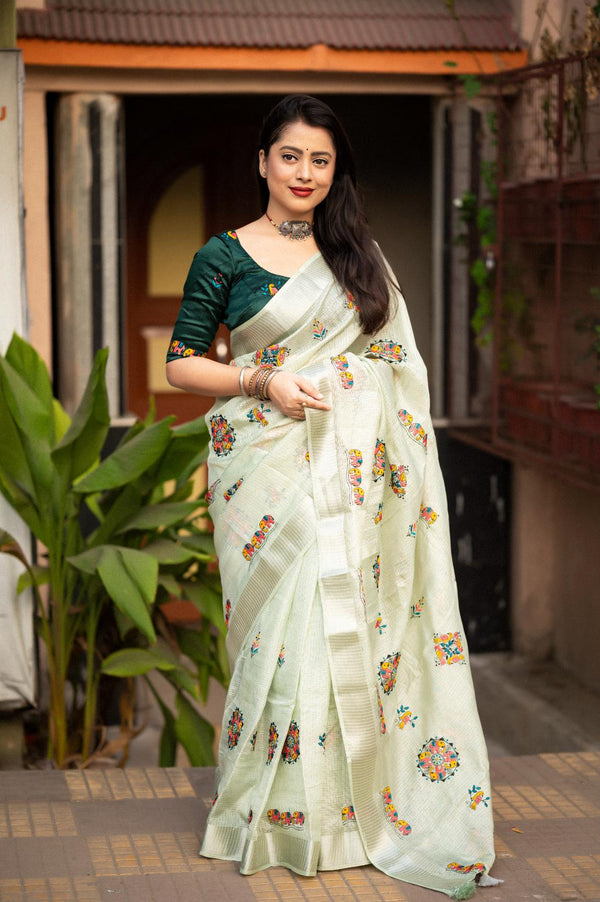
[166,230,289,361]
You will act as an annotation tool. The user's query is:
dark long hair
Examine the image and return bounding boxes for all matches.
[257,95,393,334]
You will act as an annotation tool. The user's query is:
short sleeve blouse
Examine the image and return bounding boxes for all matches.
[166,230,289,361]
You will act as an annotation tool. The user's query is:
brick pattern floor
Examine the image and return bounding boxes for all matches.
[1,752,600,901]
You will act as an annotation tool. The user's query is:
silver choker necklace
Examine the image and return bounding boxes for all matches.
[266,212,313,240]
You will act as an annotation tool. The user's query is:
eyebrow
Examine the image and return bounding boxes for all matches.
[279,145,333,157]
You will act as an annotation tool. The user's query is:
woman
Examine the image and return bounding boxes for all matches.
[166,95,497,899]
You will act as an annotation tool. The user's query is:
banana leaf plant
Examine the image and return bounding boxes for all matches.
[0,333,229,768]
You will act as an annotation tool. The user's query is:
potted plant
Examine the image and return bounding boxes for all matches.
[0,334,228,768]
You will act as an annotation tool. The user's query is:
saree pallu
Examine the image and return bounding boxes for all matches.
[200,252,495,899]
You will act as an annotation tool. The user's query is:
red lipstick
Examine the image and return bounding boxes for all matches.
[290,188,314,197]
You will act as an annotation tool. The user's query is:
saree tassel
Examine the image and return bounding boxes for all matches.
[450,884,476,900]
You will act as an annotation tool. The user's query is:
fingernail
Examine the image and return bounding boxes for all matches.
[317,393,323,399]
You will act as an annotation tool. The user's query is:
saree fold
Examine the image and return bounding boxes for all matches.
[200,252,496,898]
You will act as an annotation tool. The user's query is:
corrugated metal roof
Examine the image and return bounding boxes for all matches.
[17,0,523,51]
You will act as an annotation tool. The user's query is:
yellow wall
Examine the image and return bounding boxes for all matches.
[147,165,204,297]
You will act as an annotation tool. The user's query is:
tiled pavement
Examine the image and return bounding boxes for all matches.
[1,752,600,901]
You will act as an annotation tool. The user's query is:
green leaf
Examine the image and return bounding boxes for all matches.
[165,666,199,699]
[178,532,216,557]
[118,500,202,532]
[158,573,181,597]
[5,334,55,436]
[153,417,209,485]
[73,419,174,493]
[0,529,29,569]
[184,581,226,634]
[144,538,201,565]
[88,483,145,547]
[101,647,178,677]
[159,711,178,767]
[52,398,71,445]
[174,692,215,766]
[144,677,178,767]
[52,347,110,486]
[72,545,157,642]
[17,564,49,594]
[0,365,40,503]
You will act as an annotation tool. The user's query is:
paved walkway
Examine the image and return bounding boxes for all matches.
[1,751,600,901]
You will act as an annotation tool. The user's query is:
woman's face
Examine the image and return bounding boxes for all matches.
[259,120,336,223]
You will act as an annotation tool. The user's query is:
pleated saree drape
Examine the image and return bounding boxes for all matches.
[200,252,495,899]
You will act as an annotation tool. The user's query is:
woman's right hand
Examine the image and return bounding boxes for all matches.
[265,370,331,419]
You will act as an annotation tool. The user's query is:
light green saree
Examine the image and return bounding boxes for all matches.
[200,252,496,899]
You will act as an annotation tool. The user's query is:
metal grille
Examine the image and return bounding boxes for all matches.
[489,51,600,487]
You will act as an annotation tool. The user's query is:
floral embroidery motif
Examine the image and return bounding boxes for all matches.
[407,521,417,538]
[211,791,218,807]
[168,339,207,359]
[469,785,490,809]
[447,862,485,875]
[227,707,243,749]
[221,229,238,240]
[372,439,386,481]
[312,319,328,340]
[377,687,387,735]
[375,613,387,634]
[378,652,401,695]
[397,409,428,450]
[318,731,327,750]
[395,704,419,730]
[341,805,356,824]
[419,503,438,527]
[250,632,261,657]
[242,514,275,561]
[417,737,461,782]
[433,631,466,666]
[381,786,412,835]
[390,463,409,498]
[281,721,300,764]
[252,344,290,367]
[344,290,360,312]
[210,414,236,457]
[346,448,364,506]
[247,403,271,427]
[224,598,231,630]
[267,809,305,828]
[277,644,286,667]
[331,353,354,389]
[211,272,224,288]
[248,809,253,824]
[373,554,381,589]
[411,597,425,618]
[365,339,407,364]
[374,503,383,525]
[260,280,284,297]
[205,479,221,506]
[266,722,278,765]
[250,731,257,751]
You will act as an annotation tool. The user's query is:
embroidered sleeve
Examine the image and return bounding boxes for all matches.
[166,235,233,362]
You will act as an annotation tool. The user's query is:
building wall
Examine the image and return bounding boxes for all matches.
[511,465,600,694]
[22,87,51,370]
